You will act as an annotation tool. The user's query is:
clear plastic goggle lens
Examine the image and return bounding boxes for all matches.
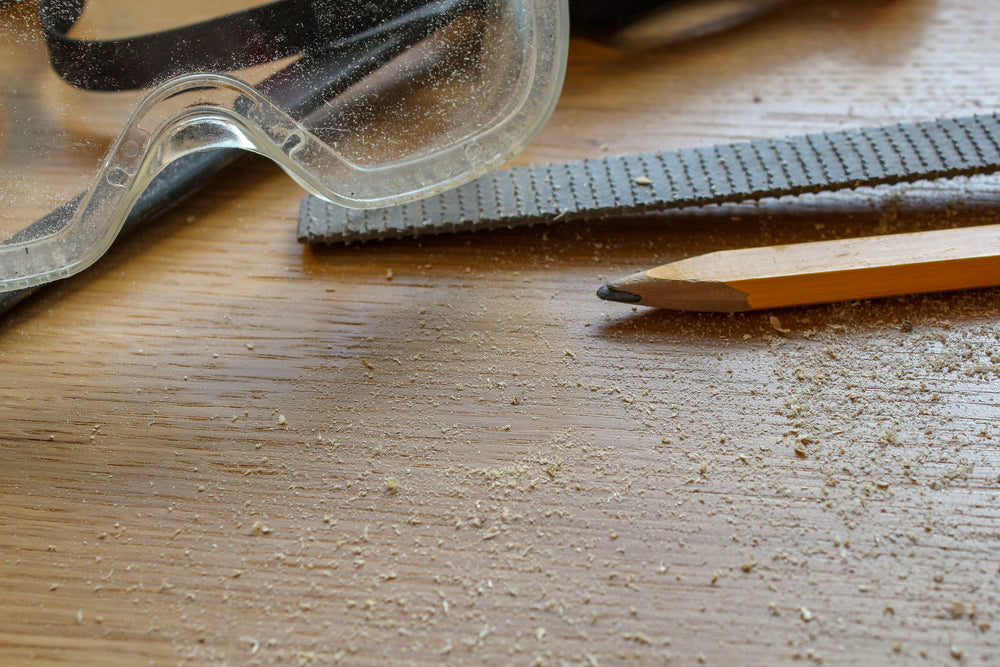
[0,0,568,291]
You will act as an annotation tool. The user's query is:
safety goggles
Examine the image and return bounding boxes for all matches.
[0,0,569,291]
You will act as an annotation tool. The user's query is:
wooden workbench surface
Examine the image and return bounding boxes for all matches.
[3,1,1000,664]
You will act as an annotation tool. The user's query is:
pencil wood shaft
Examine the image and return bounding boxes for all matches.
[599,224,1000,312]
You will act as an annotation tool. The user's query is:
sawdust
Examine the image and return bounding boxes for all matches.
[10,192,1000,667]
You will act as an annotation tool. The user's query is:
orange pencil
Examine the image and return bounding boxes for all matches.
[598,224,1000,312]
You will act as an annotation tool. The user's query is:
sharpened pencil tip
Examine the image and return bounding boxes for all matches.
[597,284,641,303]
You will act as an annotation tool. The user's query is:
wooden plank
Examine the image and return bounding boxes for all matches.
[2,1,1000,664]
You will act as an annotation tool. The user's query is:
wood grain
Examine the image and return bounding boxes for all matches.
[4,1,1000,664]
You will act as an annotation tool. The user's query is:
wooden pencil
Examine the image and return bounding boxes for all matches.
[597,224,1000,312]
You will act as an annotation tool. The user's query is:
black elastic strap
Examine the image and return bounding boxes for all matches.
[38,0,432,90]
[568,0,676,27]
